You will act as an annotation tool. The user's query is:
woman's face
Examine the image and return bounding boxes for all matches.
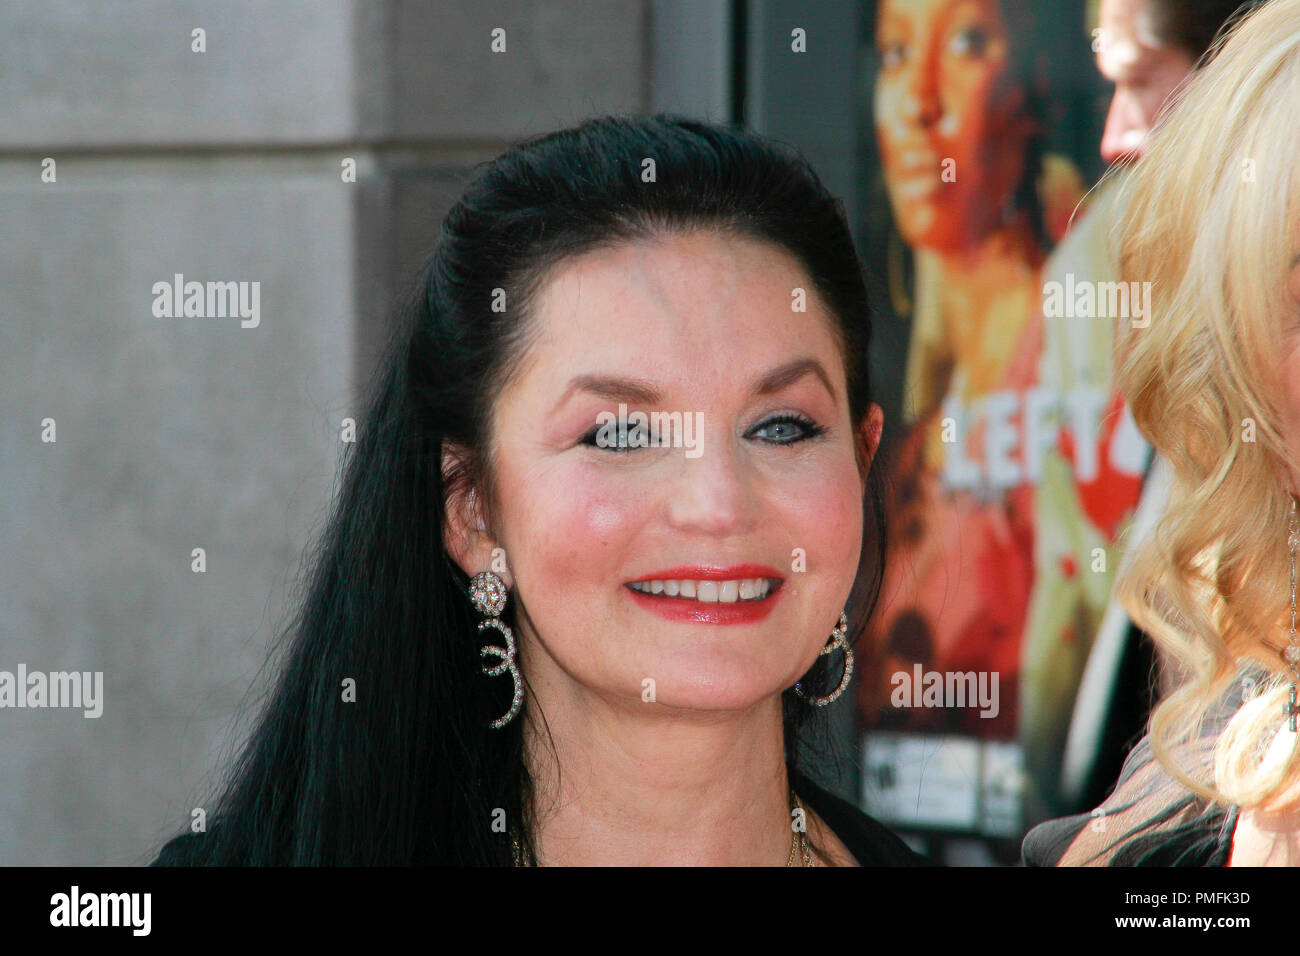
[454,231,882,713]
[873,0,1033,252]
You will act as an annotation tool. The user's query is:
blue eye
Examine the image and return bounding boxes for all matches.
[579,414,825,452]
[749,414,825,445]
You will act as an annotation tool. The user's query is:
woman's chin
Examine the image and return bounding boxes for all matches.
[603,667,797,714]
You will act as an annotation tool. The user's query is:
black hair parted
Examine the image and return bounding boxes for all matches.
[154,114,887,865]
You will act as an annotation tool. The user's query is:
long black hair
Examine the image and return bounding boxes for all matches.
[158,114,888,865]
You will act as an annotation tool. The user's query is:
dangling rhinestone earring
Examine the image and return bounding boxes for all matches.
[469,571,522,729]
[1284,499,1299,732]
[795,612,853,707]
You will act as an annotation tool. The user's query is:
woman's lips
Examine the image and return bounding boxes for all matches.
[623,565,785,625]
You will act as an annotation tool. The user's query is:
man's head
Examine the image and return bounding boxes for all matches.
[1096,0,1255,165]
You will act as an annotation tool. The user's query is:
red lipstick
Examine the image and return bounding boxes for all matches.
[628,564,783,583]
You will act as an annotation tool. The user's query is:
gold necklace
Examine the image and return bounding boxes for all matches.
[511,787,819,866]
[788,788,818,866]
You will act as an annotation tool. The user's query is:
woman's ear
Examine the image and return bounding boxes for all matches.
[857,403,885,493]
[441,445,510,586]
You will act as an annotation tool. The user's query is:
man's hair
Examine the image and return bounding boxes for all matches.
[1147,0,1267,64]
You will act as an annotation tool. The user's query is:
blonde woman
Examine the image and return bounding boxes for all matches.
[1023,0,1300,866]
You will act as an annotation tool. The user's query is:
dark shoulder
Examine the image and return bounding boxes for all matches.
[1022,720,1242,867]
[1023,803,1235,867]
[794,773,935,867]
[150,830,213,866]
[1021,812,1092,866]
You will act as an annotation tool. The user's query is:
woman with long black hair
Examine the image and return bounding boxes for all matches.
[151,114,926,866]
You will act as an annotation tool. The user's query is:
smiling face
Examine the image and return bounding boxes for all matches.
[873,0,1034,252]
[449,230,881,714]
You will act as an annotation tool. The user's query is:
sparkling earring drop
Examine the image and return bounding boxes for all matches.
[795,612,853,707]
[469,571,522,729]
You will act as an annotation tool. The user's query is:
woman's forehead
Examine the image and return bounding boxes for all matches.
[527,232,834,341]
[497,233,848,405]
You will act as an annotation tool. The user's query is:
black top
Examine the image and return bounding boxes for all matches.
[1019,759,1232,868]
[1019,801,1232,868]
[1020,674,1254,867]
[1020,797,1236,867]
[151,772,931,867]
[792,770,934,866]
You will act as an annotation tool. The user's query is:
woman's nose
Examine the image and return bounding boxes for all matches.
[665,439,762,538]
[902,50,943,128]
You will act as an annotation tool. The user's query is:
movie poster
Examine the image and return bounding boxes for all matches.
[854,0,1148,851]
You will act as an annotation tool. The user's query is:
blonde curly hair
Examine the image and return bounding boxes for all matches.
[1111,0,1300,812]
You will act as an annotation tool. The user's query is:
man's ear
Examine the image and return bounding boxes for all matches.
[857,403,885,494]
[441,444,508,585]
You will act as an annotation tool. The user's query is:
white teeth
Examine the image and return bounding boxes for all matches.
[629,578,776,601]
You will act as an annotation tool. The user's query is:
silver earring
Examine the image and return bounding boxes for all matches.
[1285,499,1299,731]
[469,571,522,729]
[795,612,853,707]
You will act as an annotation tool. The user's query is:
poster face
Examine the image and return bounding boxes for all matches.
[854,0,1148,841]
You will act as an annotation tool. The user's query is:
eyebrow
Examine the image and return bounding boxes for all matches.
[551,357,838,414]
[754,357,838,401]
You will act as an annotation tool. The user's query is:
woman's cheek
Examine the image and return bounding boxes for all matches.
[769,458,864,571]
[941,67,994,176]
[874,80,905,165]
[513,464,647,574]
[827,478,866,571]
